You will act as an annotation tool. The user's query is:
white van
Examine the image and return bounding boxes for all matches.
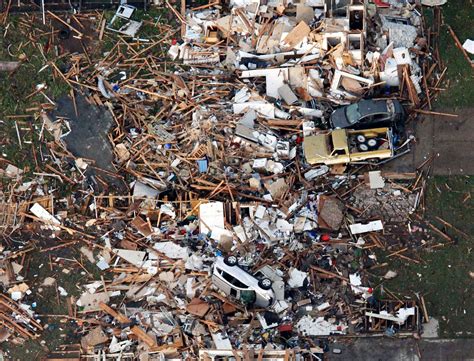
[212,256,275,308]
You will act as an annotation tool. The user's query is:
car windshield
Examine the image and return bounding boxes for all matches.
[345,103,361,124]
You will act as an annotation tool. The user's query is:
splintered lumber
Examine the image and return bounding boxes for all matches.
[165,0,187,24]
[387,247,408,258]
[392,253,421,264]
[402,65,420,106]
[311,266,349,282]
[368,233,385,249]
[381,172,417,180]
[413,109,458,118]
[130,326,158,347]
[39,240,80,253]
[447,25,474,68]
[123,85,171,100]
[99,18,106,41]
[419,216,453,243]
[181,0,186,37]
[420,295,429,322]
[434,216,469,238]
[99,302,131,323]
[422,65,432,110]
[0,294,43,338]
[47,11,83,37]
[265,119,304,127]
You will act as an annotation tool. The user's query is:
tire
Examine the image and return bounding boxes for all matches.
[258,278,273,290]
[224,256,238,266]
[59,29,70,40]
[358,143,369,152]
[367,138,378,147]
[356,135,366,143]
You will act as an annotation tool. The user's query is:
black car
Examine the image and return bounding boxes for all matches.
[330,99,406,130]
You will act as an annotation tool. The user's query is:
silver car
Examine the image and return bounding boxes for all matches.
[212,256,275,308]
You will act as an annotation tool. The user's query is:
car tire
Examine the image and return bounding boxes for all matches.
[224,256,238,266]
[367,138,378,147]
[258,278,273,290]
[356,135,366,143]
[358,143,369,152]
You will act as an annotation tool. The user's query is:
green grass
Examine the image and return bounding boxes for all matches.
[426,1,474,108]
[381,1,474,335]
[0,16,70,175]
[1,241,111,359]
[0,17,70,116]
[376,176,474,337]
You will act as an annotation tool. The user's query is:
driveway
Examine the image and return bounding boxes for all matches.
[382,108,474,175]
[329,338,474,361]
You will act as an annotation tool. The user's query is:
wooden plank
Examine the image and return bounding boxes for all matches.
[311,265,349,282]
[387,247,408,258]
[130,326,158,347]
[380,172,417,180]
[99,302,131,324]
[413,109,458,118]
[282,21,310,49]
[420,295,429,322]
[447,25,474,68]
[181,0,186,37]
[434,216,469,238]
[99,18,106,41]
[265,119,304,127]
[47,11,83,37]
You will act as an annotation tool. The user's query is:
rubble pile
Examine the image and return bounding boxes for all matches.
[0,0,456,359]
[351,184,418,222]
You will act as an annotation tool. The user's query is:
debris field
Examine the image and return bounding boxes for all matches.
[0,0,467,359]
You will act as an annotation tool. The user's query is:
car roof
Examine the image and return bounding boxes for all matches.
[331,129,349,150]
[357,99,389,116]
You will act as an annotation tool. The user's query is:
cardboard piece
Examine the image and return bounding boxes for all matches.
[282,21,311,50]
[186,298,210,318]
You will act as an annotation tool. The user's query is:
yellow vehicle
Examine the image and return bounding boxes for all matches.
[303,127,393,165]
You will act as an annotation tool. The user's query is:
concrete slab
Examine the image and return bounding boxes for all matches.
[383,108,474,175]
[330,338,419,361]
[50,94,127,191]
[330,338,474,361]
[52,94,114,171]
[422,318,440,338]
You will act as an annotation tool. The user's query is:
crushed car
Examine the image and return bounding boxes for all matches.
[212,256,275,307]
[330,99,406,131]
[303,127,394,165]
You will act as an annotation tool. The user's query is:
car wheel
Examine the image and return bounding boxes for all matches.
[258,278,273,290]
[367,138,378,147]
[224,256,238,266]
[358,143,369,152]
[356,135,366,143]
